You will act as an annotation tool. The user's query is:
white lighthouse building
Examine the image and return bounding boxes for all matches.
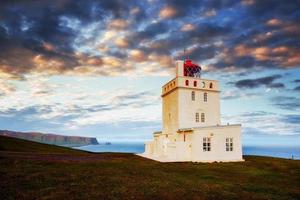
[141,60,243,162]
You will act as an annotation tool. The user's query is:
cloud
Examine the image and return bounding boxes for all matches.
[0,78,160,129]
[0,80,16,97]
[294,86,300,91]
[180,24,195,32]
[271,96,300,110]
[283,115,300,124]
[203,9,216,17]
[114,37,129,48]
[0,0,299,79]
[221,89,259,100]
[130,49,146,62]
[107,19,129,30]
[159,6,178,19]
[233,75,284,89]
[266,18,282,26]
[223,111,300,136]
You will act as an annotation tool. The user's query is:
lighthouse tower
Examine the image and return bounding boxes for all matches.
[140,60,243,162]
[162,60,221,137]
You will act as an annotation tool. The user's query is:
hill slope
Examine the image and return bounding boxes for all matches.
[0,130,98,147]
[0,135,88,154]
[0,136,299,200]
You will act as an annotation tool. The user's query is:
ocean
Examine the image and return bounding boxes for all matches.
[75,143,300,160]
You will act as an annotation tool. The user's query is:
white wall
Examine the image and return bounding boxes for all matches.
[191,125,243,162]
[178,87,221,129]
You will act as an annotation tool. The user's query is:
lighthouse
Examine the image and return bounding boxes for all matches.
[140,60,243,162]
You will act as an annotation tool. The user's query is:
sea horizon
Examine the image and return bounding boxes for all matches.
[75,143,300,160]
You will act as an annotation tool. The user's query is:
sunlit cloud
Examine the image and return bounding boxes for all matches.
[181,24,195,32]
[159,6,178,19]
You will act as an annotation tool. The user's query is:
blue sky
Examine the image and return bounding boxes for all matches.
[0,0,299,146]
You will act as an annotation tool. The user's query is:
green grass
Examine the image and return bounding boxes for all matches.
[0,135,300,200]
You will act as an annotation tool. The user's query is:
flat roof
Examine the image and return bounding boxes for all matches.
[178,124,241,132]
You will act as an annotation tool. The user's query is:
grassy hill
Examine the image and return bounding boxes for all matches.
[0,135,87,154]
[0,135,299,200]
[0,130,99,147]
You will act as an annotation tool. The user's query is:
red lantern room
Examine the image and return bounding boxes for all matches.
[183,59,201,77]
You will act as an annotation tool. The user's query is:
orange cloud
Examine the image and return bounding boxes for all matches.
[159,6,178,19]
[266,19,282,26]
[148,53,172,68]
[130,50,146,62]
[181,24,195,32]
[242,0,255,6]
[204,9,216,17]
[115,37,129,48]
[42,42,55,51]
[107,19,129,30]
[234,44,300,68]
[282,52,300,67]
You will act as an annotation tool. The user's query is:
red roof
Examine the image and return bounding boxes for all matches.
[183,59,201,77]
[184,59,199,68]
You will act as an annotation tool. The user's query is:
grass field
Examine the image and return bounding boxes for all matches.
[0,135,299,200]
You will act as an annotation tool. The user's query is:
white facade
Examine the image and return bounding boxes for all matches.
[140,60,243,162]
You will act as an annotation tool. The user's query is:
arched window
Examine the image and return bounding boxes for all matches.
[191,91,195,101]
[201,113,205,122]
[201,81,205,88]
[185,80,189,86]
[209,82,213,89]
[195,113,199,122]
[194,81,197,87]
[204,92,207,102]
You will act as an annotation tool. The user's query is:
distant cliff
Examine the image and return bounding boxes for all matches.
[0,130,99,147]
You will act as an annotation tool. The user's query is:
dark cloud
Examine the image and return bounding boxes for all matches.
[247,0,300,17]
[0,0,143,78]
[293,79,300,83]
[206,0,300,71]
[294,86,300,91]
[233,75,284,89]
[128,21,170,45]
[0,0,300,78]
[283,115,300,124]
[271,96,300,110]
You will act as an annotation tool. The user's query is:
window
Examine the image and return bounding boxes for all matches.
[204,92,207,102]
[194,81,197,87]
[201,81,205,88]
[203,137,211,151]
[201,113,205,122]
[226,138,233,151]
[195,113,199,122]
[191,91,195,101]
[185,80,189,86]
[209,82,213,89]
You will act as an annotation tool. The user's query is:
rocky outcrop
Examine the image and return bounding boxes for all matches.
[0,130,99,147]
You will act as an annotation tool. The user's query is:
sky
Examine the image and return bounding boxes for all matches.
[0,0,299,146]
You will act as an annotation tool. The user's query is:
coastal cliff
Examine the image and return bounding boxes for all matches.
[0,130,98,147]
